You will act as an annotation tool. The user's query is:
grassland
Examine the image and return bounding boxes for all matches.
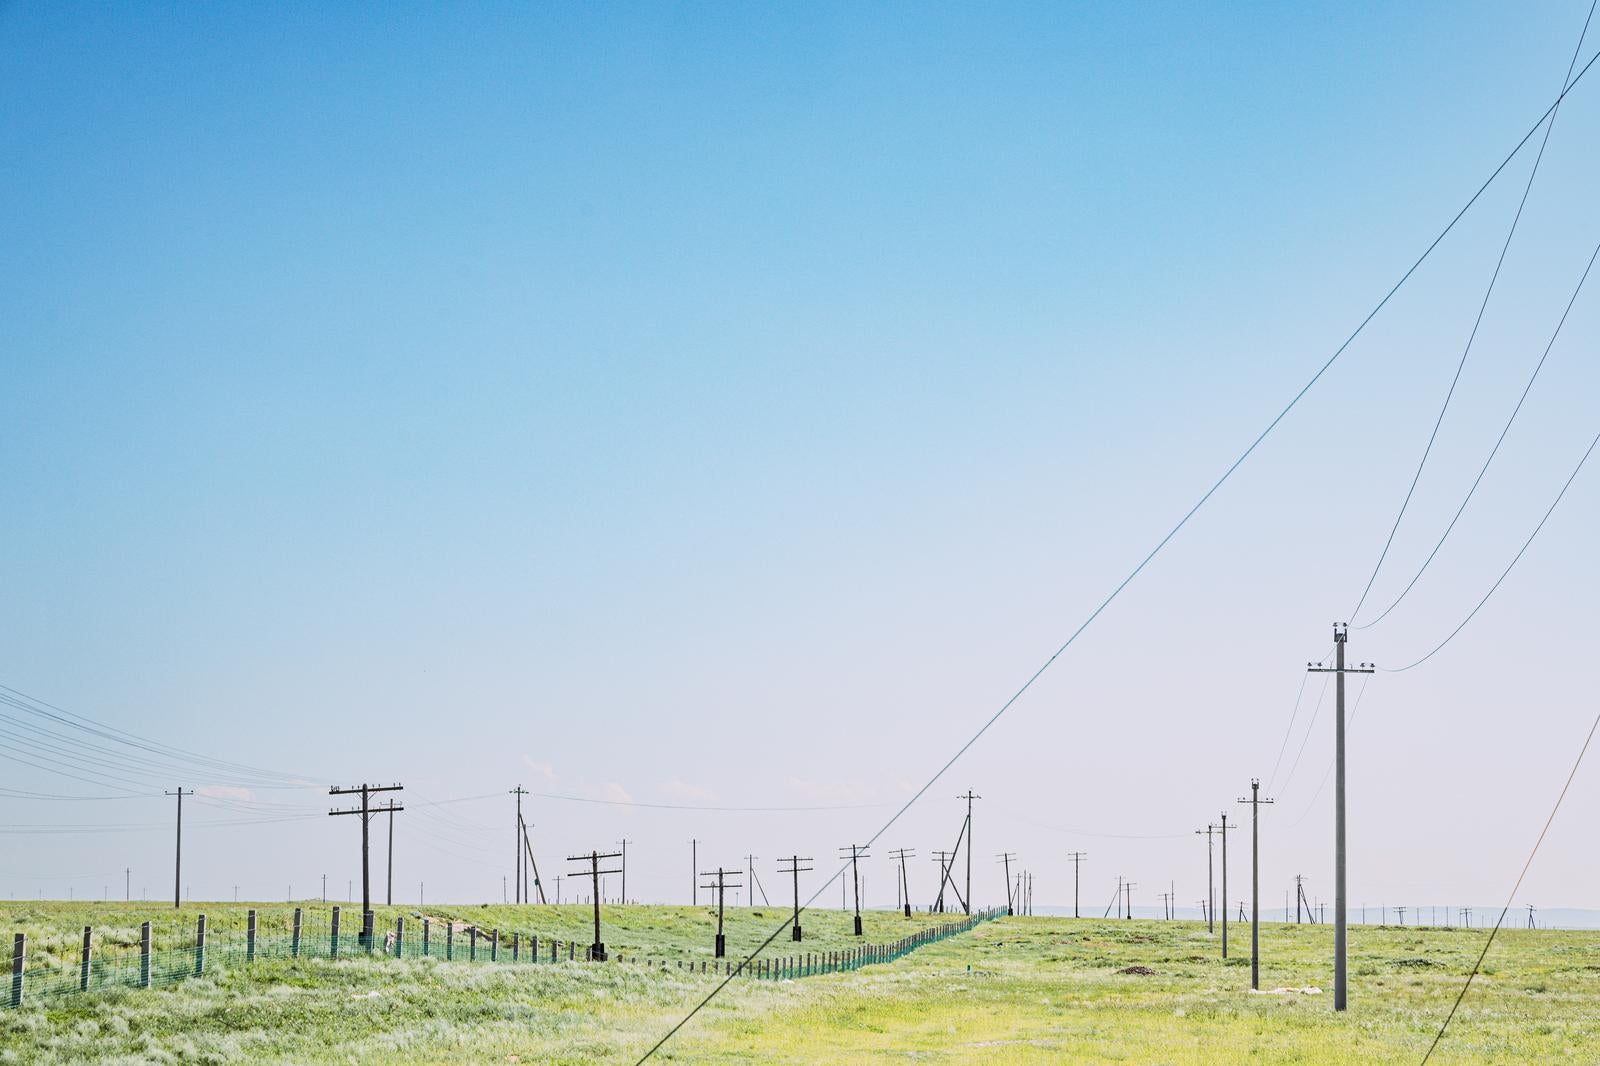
[4,902,1599,1064]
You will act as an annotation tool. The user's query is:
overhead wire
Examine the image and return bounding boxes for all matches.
[0,684,310,785]
[1357,237,1600,631]
[1420,702,1600,1062]
[1383,426,1599,672]
[1349,5,1590,622]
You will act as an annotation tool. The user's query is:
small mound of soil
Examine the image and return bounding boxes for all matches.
[1117,965,1158,976]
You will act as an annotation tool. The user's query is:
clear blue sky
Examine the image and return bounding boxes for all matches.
[4,1,1600,918]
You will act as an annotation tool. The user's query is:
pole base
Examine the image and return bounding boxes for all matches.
[903,904,911,919]
[791,925,802,942]
[590,942,606,962]
[715,933,726,958]
[853,915,862,937]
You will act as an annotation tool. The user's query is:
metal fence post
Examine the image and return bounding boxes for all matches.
[194,914,207,977]
[10,934,22,1008]
[80,926,93,992]
[247,910,257,963]
[331,906,341,958]
[140,922,152,988]
[292,908,302,958]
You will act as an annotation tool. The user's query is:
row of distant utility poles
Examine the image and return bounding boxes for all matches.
[1190,625,1373,1007]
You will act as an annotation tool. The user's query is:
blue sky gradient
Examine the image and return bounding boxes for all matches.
[4,2,1600,915]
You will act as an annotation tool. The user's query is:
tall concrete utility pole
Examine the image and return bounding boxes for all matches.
[165,788,192,909]
[1308,624,1374,1012]
[957,791,980,915]
[1123,880,1136,920]
[1195,824,1217,933]
[1237,779,1274,990]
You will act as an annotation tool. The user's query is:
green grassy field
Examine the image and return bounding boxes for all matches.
[4,903,1599,1064]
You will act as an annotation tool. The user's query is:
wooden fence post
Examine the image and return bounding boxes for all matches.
[446,922,454,961]
[80,926,92,992]
[395,916,405,958]
[292,908,302,958]
[139,922,152,988]
[422,918,430,957]
[511,932,519,962]
[247,910,257,963]
[194,914,207,977]
[10,933,22,1008]
[491,929,499,962]
[331,906,341,958]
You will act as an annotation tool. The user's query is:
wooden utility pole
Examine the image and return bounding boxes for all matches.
[1123,879,1136,920]
[996,853,1017,914]
[700,867,742,957]
[165,788,191,909]
[956,791,980,915]
[1307,624,1374,1012]
[328,783,404,949]
[386,804,397,906]
[777,855,812,940]
[744,853,770,907]
[566,850,622,960]
[510,787,527,903]
[520,818,547,903]
[1237,778,1274,990]
[1195,824,1217,933]
[888,849,915,918]
[618,839,631,904]
[1067,852,1086,918]
[930,851,952,913]
[839,845,869,936]
[1218,813,1233,958]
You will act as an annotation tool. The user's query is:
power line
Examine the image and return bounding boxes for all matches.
[1383,425,1600,672]
[1350,0,1594,622]
[1421,703,1600,1062]
[0,685,308,785]
[631,49,1600,1063]
[1356,237,1600,631]
[515,788,882,812]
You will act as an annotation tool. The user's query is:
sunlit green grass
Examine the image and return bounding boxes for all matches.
[3,904,1598,1064]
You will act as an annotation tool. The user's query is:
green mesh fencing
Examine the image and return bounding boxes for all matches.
[6,906,1004,1008]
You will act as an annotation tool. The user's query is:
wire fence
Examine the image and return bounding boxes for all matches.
[6,905,1005,1009]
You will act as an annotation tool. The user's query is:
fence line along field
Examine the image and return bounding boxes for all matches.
[3,902,1598,1064]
